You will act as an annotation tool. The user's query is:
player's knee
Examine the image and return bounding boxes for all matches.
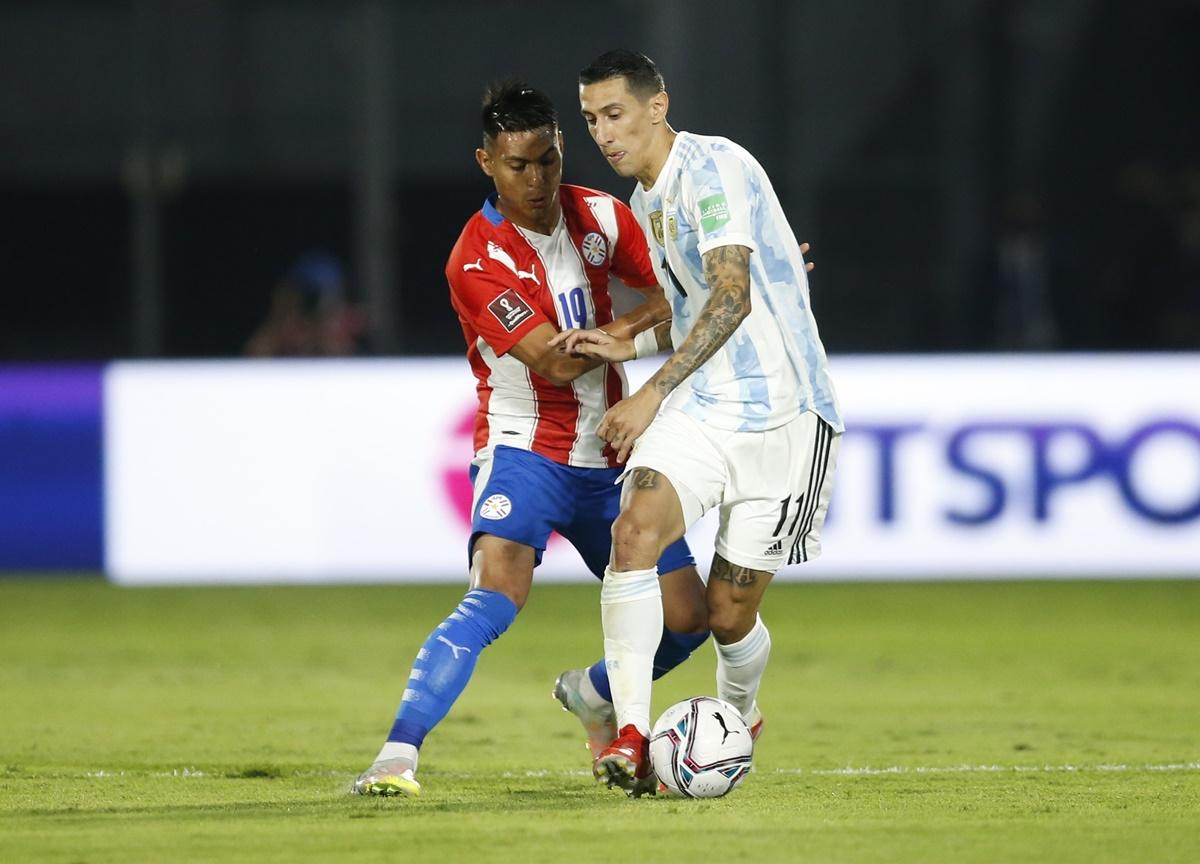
[472,573,529,611]
[611,509,667,568]
[470,539,534,610]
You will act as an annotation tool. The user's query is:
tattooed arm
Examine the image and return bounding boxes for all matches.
[645,244,752,397]
[563,240,809,363]
[594,244,752,462]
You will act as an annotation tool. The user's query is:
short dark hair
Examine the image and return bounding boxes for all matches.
[578,49,665,99]
[480,80,558,147]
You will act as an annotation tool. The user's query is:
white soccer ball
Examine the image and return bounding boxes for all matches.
[649,697,754,798]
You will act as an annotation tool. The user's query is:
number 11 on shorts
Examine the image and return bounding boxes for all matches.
[772,494,806,538]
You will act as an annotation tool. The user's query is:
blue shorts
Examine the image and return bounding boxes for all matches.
[468,445,694,579]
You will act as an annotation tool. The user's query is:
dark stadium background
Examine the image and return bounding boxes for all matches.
[3,0,1198,362]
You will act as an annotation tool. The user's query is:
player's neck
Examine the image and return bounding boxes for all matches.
[636,126,677,190]
[496,197,562,236]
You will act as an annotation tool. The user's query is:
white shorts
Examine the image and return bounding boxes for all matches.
[624,409,840,573]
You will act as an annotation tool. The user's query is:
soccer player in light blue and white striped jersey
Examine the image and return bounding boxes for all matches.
[557,49,843,796]
[628,131,840,433]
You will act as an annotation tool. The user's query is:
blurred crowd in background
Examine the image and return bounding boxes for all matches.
[1,0,1196,361]
[987,163,1200,352]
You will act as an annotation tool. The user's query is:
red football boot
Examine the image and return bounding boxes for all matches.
[593,724,656,798]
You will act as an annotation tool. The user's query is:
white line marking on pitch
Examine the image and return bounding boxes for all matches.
[779,762,1200,777]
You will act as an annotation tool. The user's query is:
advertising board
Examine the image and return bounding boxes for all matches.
[102,355,1200,584]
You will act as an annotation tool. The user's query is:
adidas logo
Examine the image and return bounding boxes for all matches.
[765,540,784,556]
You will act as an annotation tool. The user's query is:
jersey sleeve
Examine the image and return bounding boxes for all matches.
[447,256,551,357]
[684,148,759,257]
[609,199,658,290]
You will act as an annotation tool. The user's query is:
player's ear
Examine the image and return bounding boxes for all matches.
[475,147,493,177]
[557,129,565,156]
[650,90,669,125]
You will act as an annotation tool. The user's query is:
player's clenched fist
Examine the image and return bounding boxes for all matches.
[596,386,664,463]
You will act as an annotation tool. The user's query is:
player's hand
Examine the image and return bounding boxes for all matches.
[799,241,815,273]
[549,327,635,362]
[597,386,663,463]
[547,328,584,357]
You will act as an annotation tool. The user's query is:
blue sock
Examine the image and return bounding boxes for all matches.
[387,588,518,748]
[586,626,710,703]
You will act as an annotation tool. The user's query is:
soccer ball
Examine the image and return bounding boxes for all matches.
[649,697,754,798]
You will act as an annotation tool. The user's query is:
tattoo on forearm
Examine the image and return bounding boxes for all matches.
[631,468,660,490]
[651,245,751,397]
[710,556,760,587]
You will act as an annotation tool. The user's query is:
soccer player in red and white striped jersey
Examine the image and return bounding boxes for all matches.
[448,175,655,468]
[353,81,708,798]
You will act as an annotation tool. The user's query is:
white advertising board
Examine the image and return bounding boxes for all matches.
[104,355,1200,584]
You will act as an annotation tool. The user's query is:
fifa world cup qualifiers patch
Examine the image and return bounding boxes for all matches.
[488,289,535,332]
[699,193,730,234]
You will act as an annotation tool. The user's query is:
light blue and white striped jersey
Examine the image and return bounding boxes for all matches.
[630,132,843,433]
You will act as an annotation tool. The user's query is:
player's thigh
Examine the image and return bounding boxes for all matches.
[705,553,774,643]
[716,412,841,573]
[469,534,536,609]
[607,467,693,570]
[562,464,701,577]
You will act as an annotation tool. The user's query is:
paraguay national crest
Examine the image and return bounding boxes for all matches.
[479,494,512,520]
[580,231,608,266]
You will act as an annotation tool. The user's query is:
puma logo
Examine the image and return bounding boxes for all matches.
[462,258,484,272]
[486,241,539,285]
[436,635,472,659]
[713,712,740,745]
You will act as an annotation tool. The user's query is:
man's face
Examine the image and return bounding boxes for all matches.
[579,76,662,180]
[476,126,563,230]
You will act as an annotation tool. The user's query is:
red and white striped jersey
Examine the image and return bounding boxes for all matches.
[446,184,658,468]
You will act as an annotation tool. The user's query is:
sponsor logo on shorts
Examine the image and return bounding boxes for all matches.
[699,193,730,234]
[487,290,534,333]
[580,231,608,266]
[479,493,512,520]
[764,539,784,556]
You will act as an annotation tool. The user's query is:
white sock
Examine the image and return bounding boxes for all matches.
[715,615,771,722]
[601,566,662,735]
[374,741,419,772]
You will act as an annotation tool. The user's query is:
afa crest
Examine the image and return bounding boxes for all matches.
[649,210,665,247]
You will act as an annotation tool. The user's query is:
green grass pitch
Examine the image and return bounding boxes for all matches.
[1,577,1197,863]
